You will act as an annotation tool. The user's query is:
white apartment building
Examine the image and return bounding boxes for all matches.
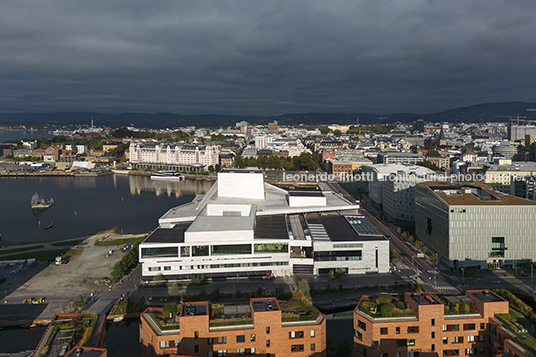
[383,173,431,223]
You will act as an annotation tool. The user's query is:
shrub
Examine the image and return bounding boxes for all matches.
[379,303,394,315]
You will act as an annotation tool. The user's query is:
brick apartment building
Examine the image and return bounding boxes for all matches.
[141,297,326,357]
[354,290,532,357]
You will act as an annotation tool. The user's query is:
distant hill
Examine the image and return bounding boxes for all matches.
[1,101,535,128]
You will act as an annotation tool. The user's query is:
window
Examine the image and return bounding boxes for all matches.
[311,344,316,351]
[236,349,245,355]
[431,332,435,339]
[443,337,448,344]
[291,345,304,352]
[208,338,213,345]
[451,336,460,343]
[290,331,304,338]
[467,348,475,355]
[407,326,418,333]
[452,350,459,356]
[371,341,379,349]
[208,352,213,357]
[266,340,270,347]
[451,324,460,331]
[465,323,476,330]
[142,247,178,258]
[250,334,255,341]
[381,328,388,335]
[432,344,435,352]
[407,339,415,346]
[217,351,227,357]
[174,340,180,347]
[355,329,363,341]
[467,336,475,342]
[217,336,227,344]
[266,326,270,334]
[192,245,209,256]
[479,335,485,342]
[180,246,190,257]
[358,320,367,331]
[211,244,251,255]
[381,354,388,357]
[443,325,447,331]
[160,341,169,348]
[432,318,435,326]
[310,330,315,337]
[194,345,199,353]
[479,348,485,355]
[396,327,400,334]
[236,335,245,343]
[480,323,485,330]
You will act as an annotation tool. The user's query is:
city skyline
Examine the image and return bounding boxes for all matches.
[1,1,536,116]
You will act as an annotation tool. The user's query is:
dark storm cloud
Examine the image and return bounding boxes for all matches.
[1,0,535,115]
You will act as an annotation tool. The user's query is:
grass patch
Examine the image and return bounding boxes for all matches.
[51,240,84,247]
[0,245,45,255]
[62,249,83,261]
[0,249,69,261]
[94,236,147,246]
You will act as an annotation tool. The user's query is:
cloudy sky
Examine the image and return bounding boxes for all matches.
[1,1,535,116]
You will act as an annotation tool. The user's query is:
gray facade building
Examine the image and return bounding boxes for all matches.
[377,152,424,165]
[415,181,536,269]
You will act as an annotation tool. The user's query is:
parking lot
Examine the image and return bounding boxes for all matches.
[0,230,146,322]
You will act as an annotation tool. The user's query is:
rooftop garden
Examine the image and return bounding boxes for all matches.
[209,303,253,327]
[36,312,98,357]
[435,296,476,315]
[148,303,180,331]
[280,297,320,322]
[359,294,416,318]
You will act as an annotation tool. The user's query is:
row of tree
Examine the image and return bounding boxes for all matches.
[234,151,319,171]
[110,244,139,283]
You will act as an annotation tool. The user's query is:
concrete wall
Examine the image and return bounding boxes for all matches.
[218,172,265,199]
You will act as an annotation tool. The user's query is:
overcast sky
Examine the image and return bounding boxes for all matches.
[1,1,535,116]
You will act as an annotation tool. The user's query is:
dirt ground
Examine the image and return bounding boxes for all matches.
[0,228,146,322]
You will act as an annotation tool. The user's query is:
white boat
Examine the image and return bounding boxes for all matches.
[150,170,185,181]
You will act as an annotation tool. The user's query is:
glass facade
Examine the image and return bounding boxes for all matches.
[141,247,179,258]
[211,244,252,255]
[254,243,288,254]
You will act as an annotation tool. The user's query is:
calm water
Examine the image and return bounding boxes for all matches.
[0,129,53,143]
[0,326,47,353]
[0,175,212,243]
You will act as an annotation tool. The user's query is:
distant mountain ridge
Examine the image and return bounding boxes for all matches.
[1,101,535,128]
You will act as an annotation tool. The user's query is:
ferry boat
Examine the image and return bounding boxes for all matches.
[150,170,185,181]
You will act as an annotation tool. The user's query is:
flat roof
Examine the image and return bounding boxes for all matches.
[143,223,191,244]
[469,290,505,303]
[187,214,256,232]
[251,298,279,312]
[308,215,386,242]
[345,215,383,236]
[182,302,208,316]
[419,181,536,206]
[407,292,442,305]
[254,215,289,240]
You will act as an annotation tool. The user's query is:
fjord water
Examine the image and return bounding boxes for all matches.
[0,175,212,243]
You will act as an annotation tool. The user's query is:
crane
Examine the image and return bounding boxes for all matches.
[495,114,527,126]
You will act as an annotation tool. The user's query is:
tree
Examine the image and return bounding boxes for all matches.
[402,231,408,239]
[390,244,399,263]
[415,240,421,249]
[333,130,342,136]
[422,246,428,254]
[298,279,311,298]
[168,282,181,296]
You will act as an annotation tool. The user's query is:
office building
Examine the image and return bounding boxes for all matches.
[141,298,326,357]
[354,290,529,357]
[362,164,435,208]
[415,181,536,268]
[129,142,220,170]
[383,173,430,224]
